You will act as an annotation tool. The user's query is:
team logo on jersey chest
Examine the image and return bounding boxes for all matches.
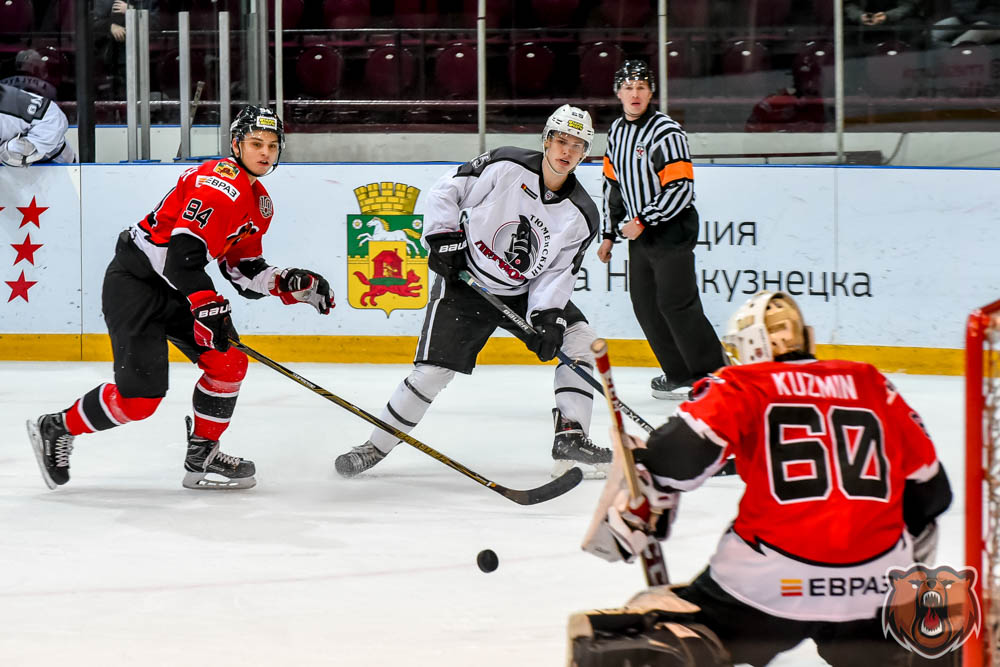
[258,195,273,218]
[347,181,428,316]
[213,161,239,179]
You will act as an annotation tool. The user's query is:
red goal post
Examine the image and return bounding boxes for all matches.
[966,299,1000,667]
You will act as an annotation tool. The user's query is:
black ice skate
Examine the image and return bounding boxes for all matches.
[651,374,696,401]
[182,417,256,490]
[551,408,611,480]
[25,411,75,489]
[334,441,387,478]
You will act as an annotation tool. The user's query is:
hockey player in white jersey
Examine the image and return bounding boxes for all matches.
[0,83,76,166]
[335,104,611,479]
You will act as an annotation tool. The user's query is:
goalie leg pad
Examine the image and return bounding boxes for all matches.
[568,599,731,667]
[370,363,455,451]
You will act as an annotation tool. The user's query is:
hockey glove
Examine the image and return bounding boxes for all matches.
[0,137,40,167]
[527,309,566,362]
[189,291,238,352]
[270,268,335,315]
[582,448,679,564]
[426,230,468,280]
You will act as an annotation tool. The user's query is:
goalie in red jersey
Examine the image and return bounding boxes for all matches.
[574,291,953,667]
[26,105,334,491]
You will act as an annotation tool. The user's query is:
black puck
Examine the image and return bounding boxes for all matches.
[476,549,498,573]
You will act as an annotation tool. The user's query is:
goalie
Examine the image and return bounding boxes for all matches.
[574,291,953,666]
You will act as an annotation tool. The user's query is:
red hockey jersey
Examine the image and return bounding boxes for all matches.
[673,358,942,620]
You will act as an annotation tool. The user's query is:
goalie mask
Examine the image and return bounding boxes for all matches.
[722,291,814,364]
[230,104,285,174]
[542,104,594,158]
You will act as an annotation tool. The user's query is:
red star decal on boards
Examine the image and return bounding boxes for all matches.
[11,234,43,265]
[17,197,48,228]
[6,270,37,302]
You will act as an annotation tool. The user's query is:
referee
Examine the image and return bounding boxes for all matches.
[598,60,725,399]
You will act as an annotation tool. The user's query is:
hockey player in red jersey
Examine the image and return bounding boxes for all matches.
[575,291,953,666]
[26,105,334,491]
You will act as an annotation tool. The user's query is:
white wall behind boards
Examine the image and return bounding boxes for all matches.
[1,162,998,350]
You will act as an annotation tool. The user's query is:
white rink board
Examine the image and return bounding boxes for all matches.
[1,162,999,349]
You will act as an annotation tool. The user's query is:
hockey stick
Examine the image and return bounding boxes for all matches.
[592,338,670,586]
[230,339,583,505]
[176,80,205,160]
[458,270,655,434]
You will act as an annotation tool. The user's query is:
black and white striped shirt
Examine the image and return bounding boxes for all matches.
[602,107,694,239]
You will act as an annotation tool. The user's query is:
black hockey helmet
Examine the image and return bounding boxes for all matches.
[230,104,285,173]
[613,59,655,94]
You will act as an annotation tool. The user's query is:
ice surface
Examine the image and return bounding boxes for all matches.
[0,361,966,666]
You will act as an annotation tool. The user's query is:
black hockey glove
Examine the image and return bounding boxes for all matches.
[527,309,566,362]
[270,268,335,315]
[426,230,468,280]
[189,291,239,352]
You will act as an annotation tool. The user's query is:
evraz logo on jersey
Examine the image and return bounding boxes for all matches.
[347,181,428,316]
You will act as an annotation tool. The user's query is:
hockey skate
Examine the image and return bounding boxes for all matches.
[182,417,256,490]
[651,375,696,401]
[25,411,75,489]
[551,409,611,480]
[334,441,387,478]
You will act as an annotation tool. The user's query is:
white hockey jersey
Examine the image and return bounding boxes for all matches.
[0,83,76,164]
[424,147,599,320]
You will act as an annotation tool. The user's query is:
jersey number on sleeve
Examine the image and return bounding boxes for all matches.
[181,199,214,228]
[766,405,889,503]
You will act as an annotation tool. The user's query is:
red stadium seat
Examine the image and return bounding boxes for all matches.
[157,48,214,99]
[531,0,579,27]
[394,0,438,28]
[0,0,34,34]
[434,43,476,98]
[722,39,771,75]
[669,0,708,27]
[665,39,690,79]
[578,42,624,97]
[365,45,416,97]
[295,45,343,97]
[508,42,555,96]
[864,40,910,90]
[268,0,304,30]
[323,0,369,30]
[598,0,651,27]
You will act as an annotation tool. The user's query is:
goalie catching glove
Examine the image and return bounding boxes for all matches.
[189,291,238,352]
[582,435,680,564]
[269,268,334,314]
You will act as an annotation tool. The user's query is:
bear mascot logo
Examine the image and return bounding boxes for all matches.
[882,564,981,659]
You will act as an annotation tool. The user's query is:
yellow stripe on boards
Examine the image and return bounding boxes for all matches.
[0,334,966,376]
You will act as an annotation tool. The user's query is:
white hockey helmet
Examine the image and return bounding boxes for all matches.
[542,104,595,157]
[721,290,814,364]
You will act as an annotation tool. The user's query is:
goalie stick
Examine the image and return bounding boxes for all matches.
[592,337,670,586]
[458,270,654,433]
[231,339,582,505]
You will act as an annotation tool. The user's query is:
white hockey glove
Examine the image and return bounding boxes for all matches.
[0,136,41,167]
[582,434,680,564]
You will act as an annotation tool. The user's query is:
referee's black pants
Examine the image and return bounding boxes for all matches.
[628,208,725,382]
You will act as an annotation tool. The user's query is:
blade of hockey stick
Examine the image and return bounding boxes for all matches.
[592,338,670,586]
[231,339,583,505]
[458,270,654,433]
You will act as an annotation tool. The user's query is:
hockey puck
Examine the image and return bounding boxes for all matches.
[476,549,499,573]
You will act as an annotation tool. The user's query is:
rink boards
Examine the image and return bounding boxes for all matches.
[0,162,997,374]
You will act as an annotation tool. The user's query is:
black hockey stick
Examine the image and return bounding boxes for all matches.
[458,270,655,433]
[230,339,583,505]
